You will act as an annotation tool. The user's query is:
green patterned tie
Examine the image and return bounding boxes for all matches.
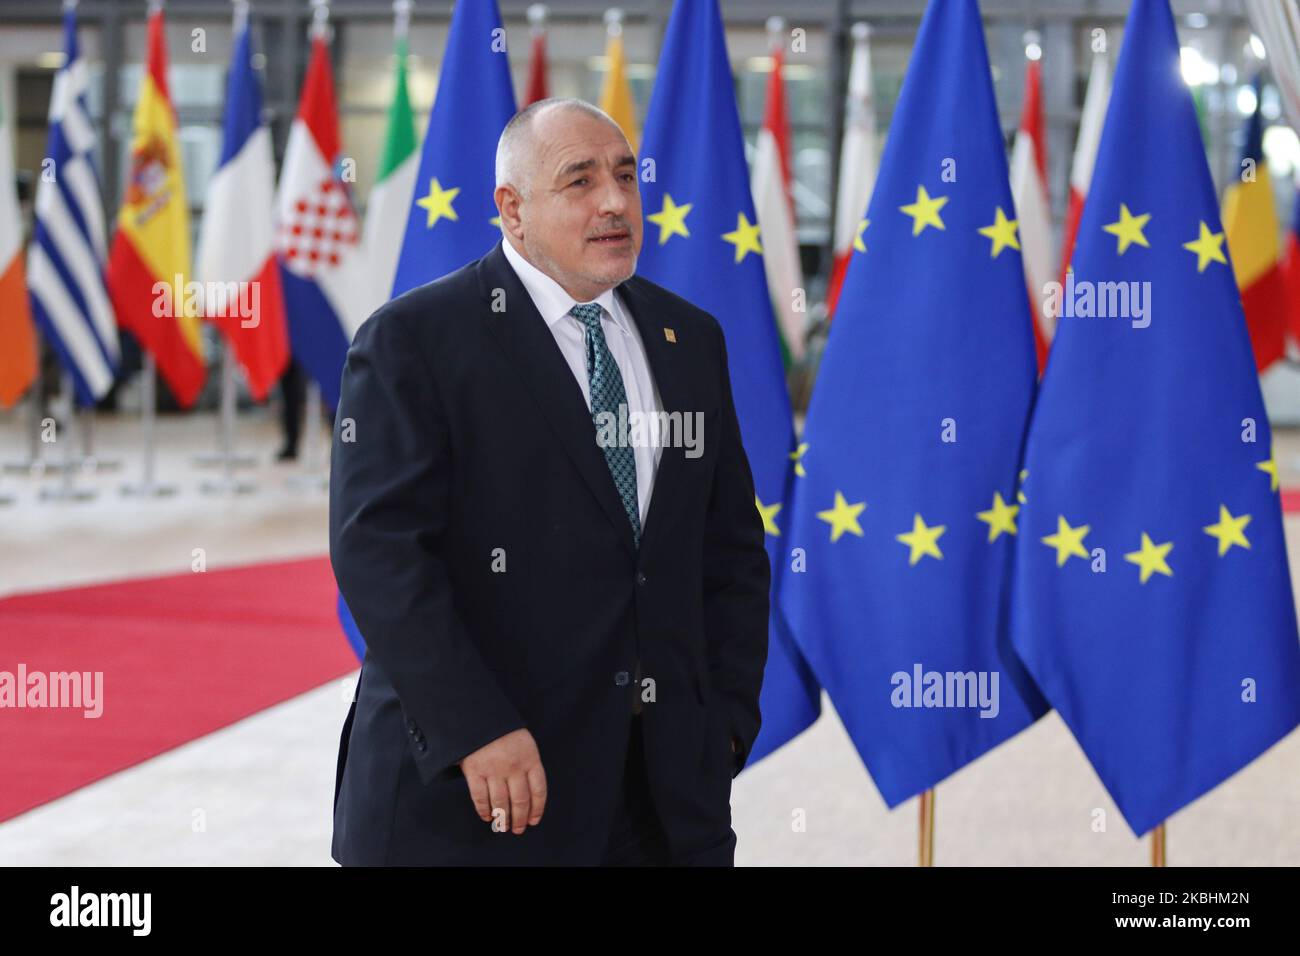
[570,303,641,547]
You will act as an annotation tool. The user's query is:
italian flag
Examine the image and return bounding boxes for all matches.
[0,92,37,409]
[363,32,419,306]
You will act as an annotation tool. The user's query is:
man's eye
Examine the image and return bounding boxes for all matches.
[571,178,588,187]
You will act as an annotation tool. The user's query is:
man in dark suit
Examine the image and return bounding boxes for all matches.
[329,98,769,865]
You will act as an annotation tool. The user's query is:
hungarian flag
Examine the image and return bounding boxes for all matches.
[598,13,639,151]
[363,25,418,306]
[751,26,807,363]
[1222,74,1287,372]
[523,6,549,106]
[1010,57,1053,371]
[0,90,37,409]
[826,23,878,317]
[1059,47,1110,281]
[194,9,288,402]
[107,5,205,407]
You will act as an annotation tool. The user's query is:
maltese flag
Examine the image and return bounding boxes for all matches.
[195,9,289,401]
[274,29,367,409]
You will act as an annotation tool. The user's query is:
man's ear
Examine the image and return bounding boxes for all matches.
[493,185,524,240]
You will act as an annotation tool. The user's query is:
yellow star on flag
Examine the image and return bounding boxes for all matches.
[1017,469,1028,505]
[977,207,1020,257]
[817,491,866,543]
[1102,203,1151,254]
[756,495,781,537]
[647,194,692,245]
[1203,505,1251,556]
[853,218,870,253]
[415,177,460,228]
[789,442,809,477]
[896,514,945,564]
[1182,221,1227,273]
[1042,515,1090,566]
[722,212,763,263]
[1124,533,1174,584]
[899,185,948,236]
[976,492,1019,542]
[489,214,501,228]
[1256,445,1279,492]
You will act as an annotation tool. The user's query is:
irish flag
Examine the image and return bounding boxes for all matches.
[0,91,37,409]
[107,5,205,407]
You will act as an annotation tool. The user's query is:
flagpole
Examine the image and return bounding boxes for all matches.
[2,355,52,476]
[121,352,177,497]
[1150,822,1166,866]
[918,788,935,866]
[394,0,411,39]
[201,337,256,495]
[40,371,95,501]
[76,398,121,473]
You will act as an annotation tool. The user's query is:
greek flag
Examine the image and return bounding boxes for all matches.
[28,4,119,404]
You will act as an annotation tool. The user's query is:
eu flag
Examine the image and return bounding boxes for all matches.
[778,0,1048,807]
[390,0,516,296]
[1012,0,1300,836]
[637,0,820,765]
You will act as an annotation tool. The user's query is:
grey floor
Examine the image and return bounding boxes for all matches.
[1,407,1297,865]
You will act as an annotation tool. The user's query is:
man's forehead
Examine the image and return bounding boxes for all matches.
[540,125,634,176]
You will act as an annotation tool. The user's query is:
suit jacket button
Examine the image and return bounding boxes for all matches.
[415,739,427,753]
[636,573,648,587]
[615,671,630,686]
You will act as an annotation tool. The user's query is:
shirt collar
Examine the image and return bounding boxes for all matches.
[501,236,629,335]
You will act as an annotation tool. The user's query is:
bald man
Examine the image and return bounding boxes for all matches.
[329,98,768,866]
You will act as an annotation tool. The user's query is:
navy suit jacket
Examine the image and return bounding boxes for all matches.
[328,239,769,865]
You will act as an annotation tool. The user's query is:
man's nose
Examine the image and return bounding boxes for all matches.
[596,176,628,216]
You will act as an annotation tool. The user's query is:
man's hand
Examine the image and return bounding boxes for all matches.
[460,728,548,835]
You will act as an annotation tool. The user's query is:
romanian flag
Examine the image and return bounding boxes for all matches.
[107,6,205,407]
[1222,75,1287,372]
[0,90,37,409]
[598,12,638,152]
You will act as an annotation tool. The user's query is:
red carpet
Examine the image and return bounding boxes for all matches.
[0,557,357,823]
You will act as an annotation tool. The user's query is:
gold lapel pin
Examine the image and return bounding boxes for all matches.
[663,328,677,343]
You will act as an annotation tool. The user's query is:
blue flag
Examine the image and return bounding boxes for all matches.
[1011,0,1300,836]
[390,0,516,296]
[637,0,820,765]
[778,0,1048,807]
[341,0,517,659]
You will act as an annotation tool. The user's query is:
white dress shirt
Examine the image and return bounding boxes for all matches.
[501,238,663,526]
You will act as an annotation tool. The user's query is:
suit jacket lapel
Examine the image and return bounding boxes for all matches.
[478,241,638,558]
[617,275,692,551]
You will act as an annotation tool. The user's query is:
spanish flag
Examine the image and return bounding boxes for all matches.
[1222,75,1287,372]
[107,6,205,407]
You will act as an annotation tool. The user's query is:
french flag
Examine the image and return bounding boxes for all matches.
[274,29,367,409]
[194,9,288,402]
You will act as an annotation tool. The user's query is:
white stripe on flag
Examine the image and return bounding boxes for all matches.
[61,155,108,264]
[28,244,115,399]
[34,178,117,361]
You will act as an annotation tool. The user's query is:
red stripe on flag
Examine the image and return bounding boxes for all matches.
[207,256,290,402]
[107,234,206,408]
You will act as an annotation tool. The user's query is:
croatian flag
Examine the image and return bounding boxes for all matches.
[194,9,289,402]
[28,3,119,406]
[274,29,367,409]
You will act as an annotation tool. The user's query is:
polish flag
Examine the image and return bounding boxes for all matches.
[1010,56,1053,371]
